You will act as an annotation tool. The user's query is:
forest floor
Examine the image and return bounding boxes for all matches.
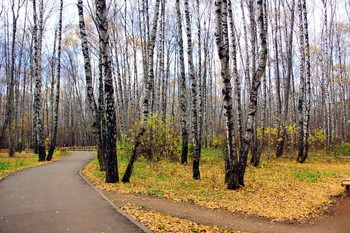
[0,151,68,179]
[103,189,350,233]
[82,147,350,232]
[1,149,349,232]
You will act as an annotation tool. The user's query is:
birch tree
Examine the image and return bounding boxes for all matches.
[47,0,63,161]
[122,0,161,183]
[276,0,295,158]
[297,0,311,163]
[77,0,106,171]
[215,0,239,189]
[32,0,46,161]
[95,0,118,182]
[176,0,189,164]
[4,0,25,157]
[184,0,200,179]
[239,0,267,186]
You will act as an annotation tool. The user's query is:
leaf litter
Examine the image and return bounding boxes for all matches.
[82,150,350,227]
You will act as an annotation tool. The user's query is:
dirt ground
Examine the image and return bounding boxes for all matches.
[103,190,350,233]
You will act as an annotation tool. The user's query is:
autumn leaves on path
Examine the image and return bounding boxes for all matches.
[103,191,350,233]
[0,152,146,233]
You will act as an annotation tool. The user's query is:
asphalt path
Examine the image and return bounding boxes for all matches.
[0,151,147,233]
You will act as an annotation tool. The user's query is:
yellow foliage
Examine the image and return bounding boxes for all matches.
[127,114,181,162]
[308,128,326,149]
[212,134,226,148]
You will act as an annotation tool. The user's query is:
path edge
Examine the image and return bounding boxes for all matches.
[79,168,153,233]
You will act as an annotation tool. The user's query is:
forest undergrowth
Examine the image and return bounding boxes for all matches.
[82,147,350,223]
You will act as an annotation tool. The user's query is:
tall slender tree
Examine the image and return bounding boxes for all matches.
[95,0,118,182]
[176,0,189,164]
[47,0,63,161]
[239,0,267,186]
[122,0,161,183]
[77,0,105,170]
[276,0,295,158]
[5,0,25,157]
[297,0,311,163]
[32,0,46,161]
[184,0,200,179]
[215,0,239,189]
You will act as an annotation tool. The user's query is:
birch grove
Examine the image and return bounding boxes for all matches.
[0,0,349,188]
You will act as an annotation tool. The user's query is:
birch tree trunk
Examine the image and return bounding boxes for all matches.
[239,0,267,186]
[215,0,240,190]
[47,0,63,161]
[176,0,189,164]
[197,0,204,156]
[113,44,126,139]
[297,0,306,163]
[97,51,106,171]
[95,0,119,183]
[273,4,282,150]
[321,0,330,151]
[227,0,242,153]
[159,0,166,122]
[32,0,46,161]
[6,0,23,157]
[184,0,200,179]
[122,0,161,183]
[77,0,105,170]
[276,0,295,158]
[251,0,267,167]
[297,0,311,163]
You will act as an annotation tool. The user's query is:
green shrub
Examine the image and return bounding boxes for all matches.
[335,142,350,157]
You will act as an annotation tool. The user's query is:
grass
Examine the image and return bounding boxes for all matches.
[291,168,337,183]
[82,147,350,222]
[0,151,68,178]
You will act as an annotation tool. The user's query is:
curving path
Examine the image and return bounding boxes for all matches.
[0,151,148,233]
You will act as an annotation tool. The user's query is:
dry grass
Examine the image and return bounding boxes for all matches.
[82,148,350,222]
